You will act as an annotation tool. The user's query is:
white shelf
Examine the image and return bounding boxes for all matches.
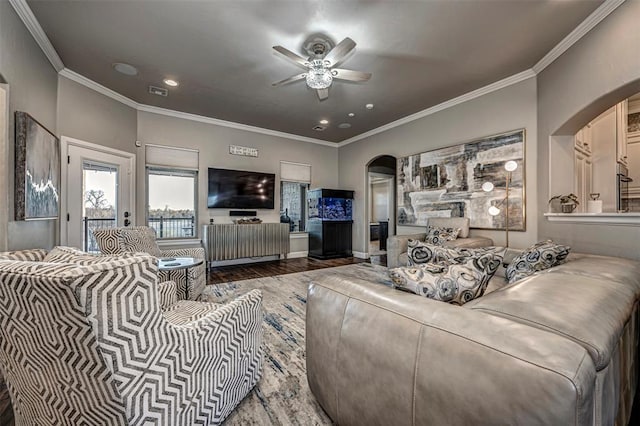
[544,212,640,225]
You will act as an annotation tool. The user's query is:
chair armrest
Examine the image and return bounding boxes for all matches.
[161,247,205,260]
[157,280,178,309]
[386,233,426,268]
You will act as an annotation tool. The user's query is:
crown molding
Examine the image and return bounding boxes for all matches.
[338,69,536,147]
[532,0,626,74]
[137,104,337,147]
[59,68,139,108]
[9,0,64,72]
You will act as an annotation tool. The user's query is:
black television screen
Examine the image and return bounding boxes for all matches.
[207,168,275,209]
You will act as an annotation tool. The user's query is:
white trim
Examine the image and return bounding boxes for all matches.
[287,251,308,259]
[544,212,640,226]
[9,0,64,71]
[532,0,626,74]
[353,251,369,259]
[137,104,335,147]
[338,70,536,147]
[0,84,9,251]
[59,69,138,108]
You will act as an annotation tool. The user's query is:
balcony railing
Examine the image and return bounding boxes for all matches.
[83,216,195,252]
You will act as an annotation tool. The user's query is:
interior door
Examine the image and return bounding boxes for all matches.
[62,139,134,251]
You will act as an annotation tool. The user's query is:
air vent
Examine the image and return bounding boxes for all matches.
[149,85,168,97]
[312,125,326,131]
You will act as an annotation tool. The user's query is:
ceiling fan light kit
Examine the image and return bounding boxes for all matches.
[272,35,371,100]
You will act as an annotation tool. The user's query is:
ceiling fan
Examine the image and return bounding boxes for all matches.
[272,36,372,101]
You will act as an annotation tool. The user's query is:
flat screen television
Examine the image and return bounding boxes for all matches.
[207,168,275,209]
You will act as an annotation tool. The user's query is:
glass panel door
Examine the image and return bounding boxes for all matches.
[83,161,118,252]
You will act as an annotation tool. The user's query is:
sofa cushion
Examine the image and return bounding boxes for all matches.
[44,246,142,264]
[425,226,460,245]
[389,252,502,305]
[443,236,494,249]
[505,240,570,284]
[466,269,637,371]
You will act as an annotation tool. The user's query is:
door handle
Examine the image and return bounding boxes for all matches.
[124,211,130,218]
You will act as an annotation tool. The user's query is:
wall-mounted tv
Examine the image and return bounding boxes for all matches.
[207,168,275,209]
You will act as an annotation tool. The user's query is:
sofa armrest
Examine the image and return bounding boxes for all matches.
[306,276,596,426]
[386,233,426,268]
[161,247,205,260]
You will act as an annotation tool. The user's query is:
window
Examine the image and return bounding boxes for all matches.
[280,161,311,232]
[146,167,197,239]
[280,181,308,232]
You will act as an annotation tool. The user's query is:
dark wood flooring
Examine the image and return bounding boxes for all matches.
[207,254,385,284]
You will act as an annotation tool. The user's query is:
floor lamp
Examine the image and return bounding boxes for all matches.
[482,160,518,247]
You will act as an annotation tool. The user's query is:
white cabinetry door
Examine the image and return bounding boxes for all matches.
[574,150,593,212]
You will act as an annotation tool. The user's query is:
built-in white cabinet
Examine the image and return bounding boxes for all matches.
[574,131,593,212]
[616,100,628,166]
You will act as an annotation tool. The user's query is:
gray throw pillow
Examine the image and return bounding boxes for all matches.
[505,240,570,284]
[424,226,460,245]
[407,240,504,266]
[389,252,503,305]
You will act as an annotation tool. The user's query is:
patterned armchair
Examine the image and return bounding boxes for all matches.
[0,250,263,425]
[93,226,206,300]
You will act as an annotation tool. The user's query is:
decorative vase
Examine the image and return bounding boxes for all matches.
[561,203,577,213]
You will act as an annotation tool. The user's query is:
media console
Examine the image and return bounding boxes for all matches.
[202,223,290,264]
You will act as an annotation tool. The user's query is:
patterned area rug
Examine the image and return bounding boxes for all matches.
[200,263,391,426]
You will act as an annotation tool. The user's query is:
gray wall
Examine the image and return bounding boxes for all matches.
[57,76,137,154]
[537,0,640,260]
[137,111,339,236]
[339,77,538,255]
[0,2,58,250]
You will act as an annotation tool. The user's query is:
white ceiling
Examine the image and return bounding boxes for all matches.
[25,0,605,143]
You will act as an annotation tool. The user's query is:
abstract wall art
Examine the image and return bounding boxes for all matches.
[14,111,60,220]
[397,129,525,230]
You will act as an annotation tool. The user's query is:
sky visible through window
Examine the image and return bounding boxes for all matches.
[148,174,194,211]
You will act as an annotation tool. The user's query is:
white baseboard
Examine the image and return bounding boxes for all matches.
[287,251,308,259]
[209,255,279,267]
[353,251,369,259]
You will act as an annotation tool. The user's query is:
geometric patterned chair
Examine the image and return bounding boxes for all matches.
[93,226,206,300]
[0,250,263,425]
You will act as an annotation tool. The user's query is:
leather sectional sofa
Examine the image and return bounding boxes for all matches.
[306,251,640,425]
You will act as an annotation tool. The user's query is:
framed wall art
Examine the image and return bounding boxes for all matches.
[14,111,60,220]
[397,129,525,231]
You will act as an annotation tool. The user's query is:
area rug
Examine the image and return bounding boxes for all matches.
[200,262,391,425]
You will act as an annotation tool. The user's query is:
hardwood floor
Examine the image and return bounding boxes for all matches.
[207,254,386,284]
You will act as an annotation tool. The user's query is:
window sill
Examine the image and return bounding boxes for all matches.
[544,212,640,225]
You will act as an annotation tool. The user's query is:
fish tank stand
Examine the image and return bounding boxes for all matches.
[307,188,354,259]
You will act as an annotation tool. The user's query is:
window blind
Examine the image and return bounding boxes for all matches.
[145,144,199,170]
[280,161,311,183]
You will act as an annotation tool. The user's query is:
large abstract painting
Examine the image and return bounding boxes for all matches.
[397,129,525,230]
[15,112,60,220]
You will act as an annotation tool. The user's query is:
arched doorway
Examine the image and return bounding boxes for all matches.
[366,155,396,260]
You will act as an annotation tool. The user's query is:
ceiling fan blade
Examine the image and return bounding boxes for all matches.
[273,46,309,69]
[272,73,306,87]
[324,37,356,67]
[332,68,372,82]
[317,88,329,101]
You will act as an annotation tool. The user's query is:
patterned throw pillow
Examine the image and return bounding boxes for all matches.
[424,226,461,245]
[389,252,503,305]
[505,240,570,284]
[0,248,48,262]
[407,240,504,266]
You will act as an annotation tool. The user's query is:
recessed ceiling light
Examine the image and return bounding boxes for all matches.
[112,62,138,76]
[365,103,374,110]
[348,112,355,117]
[319,119,329,125]
[163,79,179,87]
[338,123,351,129]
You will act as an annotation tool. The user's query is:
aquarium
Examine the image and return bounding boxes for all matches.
[309,196,353,221]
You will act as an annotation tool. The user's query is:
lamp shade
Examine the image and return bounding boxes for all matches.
[482,182,494,192]
[488,206,501,216]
